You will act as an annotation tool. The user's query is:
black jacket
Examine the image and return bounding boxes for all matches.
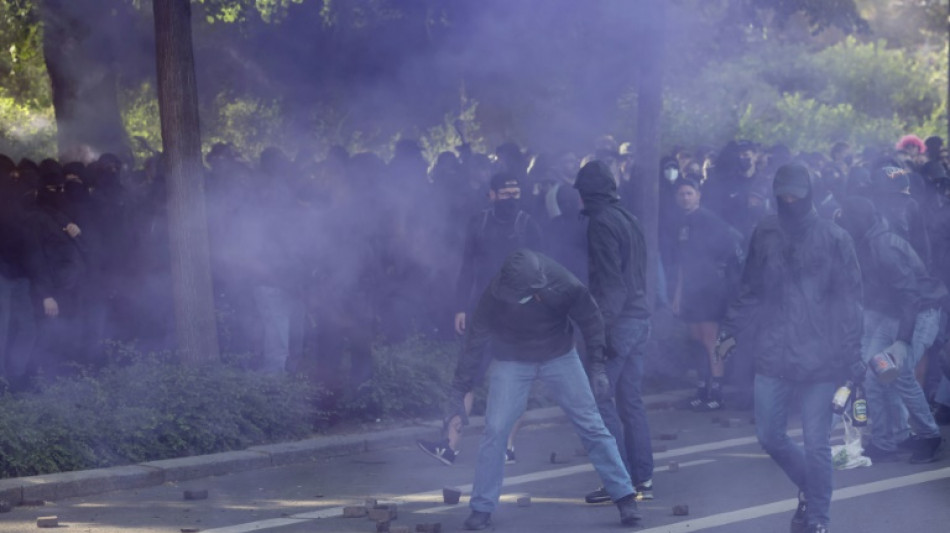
[576,163,649,337]
[856,221,947,343]
[452,252,604,392]
[722,211,863,383]
[875,192,932,269]
[454,206,543,311]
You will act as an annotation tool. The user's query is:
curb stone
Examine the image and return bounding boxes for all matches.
[0,389,690,504]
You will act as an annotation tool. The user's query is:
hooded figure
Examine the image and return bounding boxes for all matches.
[448,249,642,530]
[837,196,947,463]
[718,162,864,532]
[574,160,655,503]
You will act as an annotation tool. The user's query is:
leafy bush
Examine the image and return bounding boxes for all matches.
[0,354,316,479]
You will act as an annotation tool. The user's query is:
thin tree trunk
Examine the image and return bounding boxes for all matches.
[153,0,220,364]
[633,1,666,312]
[40,0,127,157]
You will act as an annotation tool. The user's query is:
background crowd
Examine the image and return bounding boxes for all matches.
[0,133,948,420]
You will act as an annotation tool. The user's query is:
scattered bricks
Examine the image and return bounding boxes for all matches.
[390,527,411,533]
[516,495,531,507]
[442,487,461,505]
[375,520,391,532]
[36,516,59,528]
[183,489,208,501]
[668,461,680,473]
[364,498,378,509]
[415,523,442,533]
[673,504,690,516]
[0,500,11,513]
[369,505,397,521]
[343,506,368,518]
[659,432,678,441]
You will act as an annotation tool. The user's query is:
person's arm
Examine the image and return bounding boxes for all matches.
[454,217,479,313]
[451,286,493,393]
[832,231,864,370]
[586,218,624,330]
[720,223,765,339]
[566,281,607,366]
[878,242,922,344]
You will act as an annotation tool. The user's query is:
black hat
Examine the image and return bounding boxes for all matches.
[574,160,618,198]
[490,172,520,192]
[490,249,548,304]
[773,163,811,199]
[872,165,910,193]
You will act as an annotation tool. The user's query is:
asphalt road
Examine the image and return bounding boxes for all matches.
[2,402,949,533]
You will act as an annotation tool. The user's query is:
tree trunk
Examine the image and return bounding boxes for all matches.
[40,0,128,158]
[153,0,220,364]
[633,1,666,311]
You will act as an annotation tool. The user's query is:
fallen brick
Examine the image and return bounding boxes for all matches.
[37,516,58,528]
[343,506,367,518]
[415,523,442,533]
[375,520,391,532]
[0,500,11,513]
[368,508,392,521]
[442,487,461,505]
[517,495,531,507]
[183,490,208,501]
[673,504,689,516]
[364,498,378,509]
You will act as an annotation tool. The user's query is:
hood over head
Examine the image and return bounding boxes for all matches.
[837,196,881,243]
[574,160,619,206]
[490,249,548,304]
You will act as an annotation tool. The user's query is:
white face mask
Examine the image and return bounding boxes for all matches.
[518,295,534,305]
[664,167,679,183]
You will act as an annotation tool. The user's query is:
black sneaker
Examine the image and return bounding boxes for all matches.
[463,510,492,530]
[584,486,610,504]
[897,435,920,452]
[505,447,516,465]
[862,442,900,462]
[417,438,457,466]
[934,405,950,426]
[909,436,942,464]
[790,491,806,533]
[616,493,641,526]
[635,479,654,501]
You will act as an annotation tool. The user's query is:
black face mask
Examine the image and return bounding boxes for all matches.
[493,198,519,221]
[776,195,812,222]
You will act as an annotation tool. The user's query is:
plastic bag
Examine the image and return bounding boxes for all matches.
[832,414,872,470]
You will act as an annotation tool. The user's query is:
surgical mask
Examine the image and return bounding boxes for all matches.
[663,167,679,183]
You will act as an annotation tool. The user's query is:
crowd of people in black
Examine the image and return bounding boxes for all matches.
[1,134,948,417]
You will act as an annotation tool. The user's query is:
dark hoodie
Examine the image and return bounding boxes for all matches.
[722,163,863,383]
[838,197,948,343]
[451,249,605,392]
[574,161,650,335]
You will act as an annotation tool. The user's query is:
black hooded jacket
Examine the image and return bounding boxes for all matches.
[451,250,605,392]
[839,197,948,343]
[574,161,650,340]
[721,175,863,383]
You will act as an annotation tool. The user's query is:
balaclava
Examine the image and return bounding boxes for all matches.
[773,163,815,230]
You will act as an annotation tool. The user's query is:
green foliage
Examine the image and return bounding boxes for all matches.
[420,93,487,165]
[202,93,287,159]
[0,354,315,478]
[338,336,458,421]
[120,81,163,162]
[0,94,56,159]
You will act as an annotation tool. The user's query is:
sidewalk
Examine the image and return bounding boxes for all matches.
[0,389,690,506]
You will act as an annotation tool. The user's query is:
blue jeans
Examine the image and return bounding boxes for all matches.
[470,348,634,513]
[597,318,654,484]
[862,309,941,451]
[755,374,835,528]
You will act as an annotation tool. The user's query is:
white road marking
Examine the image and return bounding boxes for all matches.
[635,466,950,533]
[413,459,716,514]
[198,430,795,533]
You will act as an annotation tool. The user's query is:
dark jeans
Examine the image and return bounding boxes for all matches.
[597,317,654,485]
[755,374,835,528]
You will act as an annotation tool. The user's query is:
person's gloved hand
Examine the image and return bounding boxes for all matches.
[849,360,868,384]
[589,361,611,403]
[446,388,469,426]
[715,331,737,361]
[884,340,909,368]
